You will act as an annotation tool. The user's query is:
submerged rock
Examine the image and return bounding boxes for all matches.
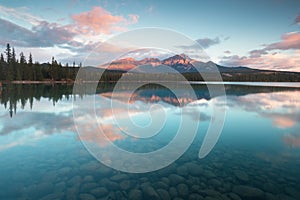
[201,189,222,198]
[233,170,249,182]
[79,193,96,200]
[169,187,178,198]
[36,182,54,197]
[276,194,297,200]
[154,181,169,190]
[57,167,72,175]
[128,189,143,200]
[67,175,82,186]
[161,177,170,185]
[100,178,119,190]
[227,192,242,200]
[191,185,201,193]
[98,166,113,176]
[142,186,159,200]
[285,186,300,198]
[66,187,78,199]
[176,165,188,176]
[263,182,279,194]
[80,183,98,192]
[233,185,264,198]
[203,170,216,178]
[120,180,131,190]
[265,192,280,200]
[209,179,222,187]
[90,187,108,197]
[80,162,98,172]
[83,175,94,183]
[204,197,220,200]
[157,189,170,200]
[177,184,189,197]
[168,174,185,186]
[185,162,203,176]
[189,193,204,200]
[114,190,127,200]
[110,174,129,181]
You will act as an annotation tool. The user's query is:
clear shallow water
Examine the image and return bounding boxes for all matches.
[0,83,299,200]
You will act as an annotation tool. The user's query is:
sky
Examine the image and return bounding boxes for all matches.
[0,0,300,71]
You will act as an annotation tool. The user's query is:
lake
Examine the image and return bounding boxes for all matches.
[0,83,299,200]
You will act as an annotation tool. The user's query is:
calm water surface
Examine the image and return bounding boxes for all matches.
[0,83,299,200]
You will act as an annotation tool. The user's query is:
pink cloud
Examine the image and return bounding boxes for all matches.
[283,134,300,148]
[295,14,300,24]
[229,91,300,129]
[265,32,300,51]
[220,31,300,71]
[71,6,138,35]
[272,116,296,128]
[220,51,300,71]
[79,124,124,147]
[128,14,139,24]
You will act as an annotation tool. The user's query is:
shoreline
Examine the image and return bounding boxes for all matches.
[10,80,75,84]
[0,80,300,85]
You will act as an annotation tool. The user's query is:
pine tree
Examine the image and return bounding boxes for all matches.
[12,48,16,63]
[11,48,19,81]
[28,53,34,80]
[29,53,33,65]
[19,52,26,80]
[50,56,59,81]
[58,62,62,80]
[5,43,13,81]
[0,53,4,80]
[35,61,43,81]
[5,43,11,63]
[65,63,70,81]
[0,53,4,62]
[7,45,15,81]
[72,61,76,80]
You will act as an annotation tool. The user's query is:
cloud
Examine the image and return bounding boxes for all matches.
[33,21,76,46]
[248,49,268,58]
[283,133,300,148]
[264,32,300,51]
[78,123,125,147]
[295,14,300,24]
[176,37,222,52]
[196,37,221,49]
[71,6,138,35]
[0,5,42,26]
[0,5,138,52]
[220,31,300,71]
[128,14,139,24]
[227,91,300,129]
[271,116,296,128]
[179,108,211,122]
[226,90,300,148]
[0,18,76,48]
[0,18,35,47]
[224,50,231,54]
[220,52,300,71]
[146,5,154,13]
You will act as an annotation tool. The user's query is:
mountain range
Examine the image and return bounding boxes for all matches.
[93,54,300,82]
[103,54,259,74]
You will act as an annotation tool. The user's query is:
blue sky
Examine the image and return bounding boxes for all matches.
[0,0,300,71]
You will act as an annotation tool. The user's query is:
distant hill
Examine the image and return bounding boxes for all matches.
[96,54,300,82]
